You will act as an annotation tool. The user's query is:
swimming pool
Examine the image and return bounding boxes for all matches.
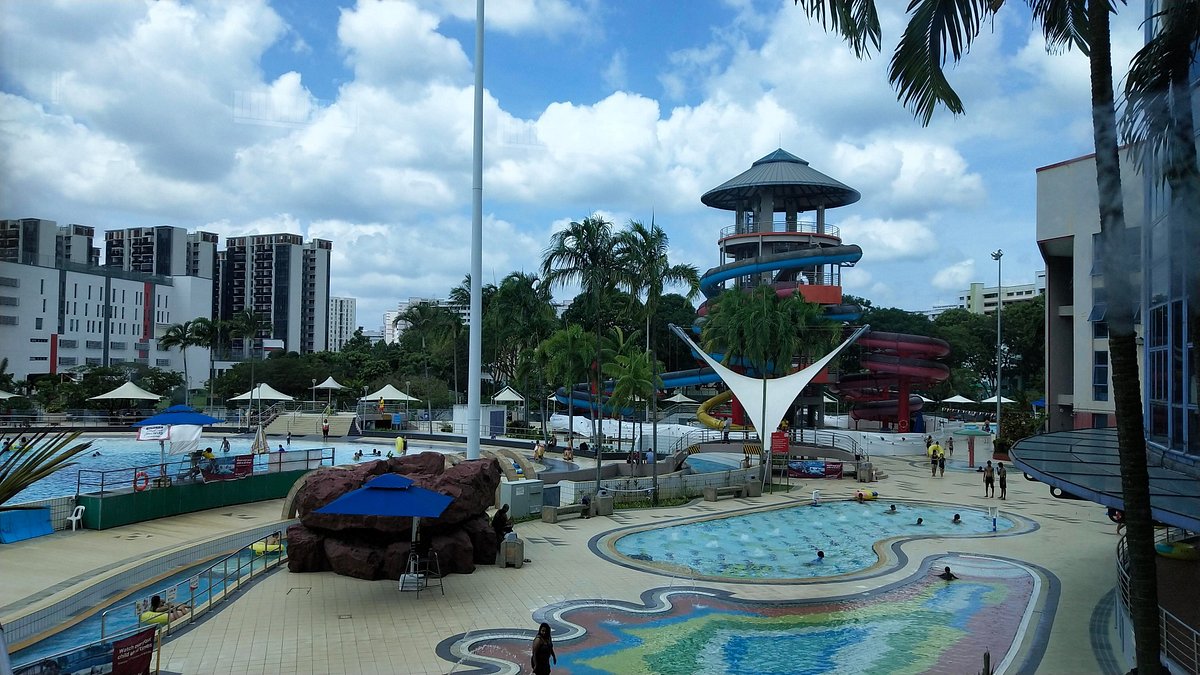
[6,437,450,504]
[611,501,1018,580]
[11,544,285,668]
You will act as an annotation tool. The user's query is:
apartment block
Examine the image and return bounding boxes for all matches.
[328,296,356,351]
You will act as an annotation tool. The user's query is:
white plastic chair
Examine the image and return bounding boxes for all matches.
[67,505,85,531]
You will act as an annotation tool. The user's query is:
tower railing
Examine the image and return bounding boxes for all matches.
[720,219,840,239]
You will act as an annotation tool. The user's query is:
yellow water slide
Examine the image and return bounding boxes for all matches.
[696,390,754,430]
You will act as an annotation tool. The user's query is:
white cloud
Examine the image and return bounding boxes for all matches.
[603,50,628,92]
[838,216,938,262]
[932,260,976,291]
[337,0,470,90]
[415,0,593,37]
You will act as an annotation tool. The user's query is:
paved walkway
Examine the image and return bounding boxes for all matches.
[0,499,287,623]
[142,454,1124,674]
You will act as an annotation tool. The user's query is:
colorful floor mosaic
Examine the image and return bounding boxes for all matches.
[439,555,1053,674]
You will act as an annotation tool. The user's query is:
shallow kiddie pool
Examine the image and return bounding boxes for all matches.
[610,500,1019,581]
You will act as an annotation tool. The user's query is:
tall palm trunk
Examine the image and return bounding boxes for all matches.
[593,286,603,493]
[1088,2,1159,671]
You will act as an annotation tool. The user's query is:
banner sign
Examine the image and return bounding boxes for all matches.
[824,462,844,479]
[788,460,826,478]
[135,425,169,442]
[111,627,156,675]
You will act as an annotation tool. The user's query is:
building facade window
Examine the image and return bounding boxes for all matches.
[1093,350,1110,402]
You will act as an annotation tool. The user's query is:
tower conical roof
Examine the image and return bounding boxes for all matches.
[700,148,860,211]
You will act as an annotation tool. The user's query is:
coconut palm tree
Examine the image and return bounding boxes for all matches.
[603,347,661,464]
[189,317,223,409]
[542,216,619,492]
[790,1,1186,668]
[226,310,270,416]
[615,220,701,502]
[157,320,196,404]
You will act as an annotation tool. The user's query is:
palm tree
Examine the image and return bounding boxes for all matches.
[542,216,619,492]
[790,1,1184,669]
[189,317,223,409]
[227,310,269,416]
[603,347,661,463]
[157,320,195,404]
[615,220,701,502]
[538,324,596,459]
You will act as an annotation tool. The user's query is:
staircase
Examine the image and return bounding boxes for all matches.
[264,412,354,438]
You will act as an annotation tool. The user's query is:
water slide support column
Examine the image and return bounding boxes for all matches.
[897,376,911,433]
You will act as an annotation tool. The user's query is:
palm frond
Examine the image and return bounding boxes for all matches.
[1,431,93,507]
[795,0,884,57]
[1029,0,1091,53]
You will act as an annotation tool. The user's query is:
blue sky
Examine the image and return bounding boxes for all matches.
[0,0,1147,331]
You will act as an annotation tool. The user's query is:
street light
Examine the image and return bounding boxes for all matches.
[991,249,1003,436]
[311,378,317,411]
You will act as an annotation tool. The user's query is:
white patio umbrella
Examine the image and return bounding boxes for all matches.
[664,392,697,404]
[941,395,976,404]
[978,395,1017,404]
[88,381,162,401]
[917,395,936,403]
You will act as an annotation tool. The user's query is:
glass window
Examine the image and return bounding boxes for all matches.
[1093,350,1109,402]
[35,317,43,330]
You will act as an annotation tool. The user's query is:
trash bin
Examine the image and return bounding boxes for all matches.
[499,538,524,568]
[858,461,874,483]
[594,490,614,516]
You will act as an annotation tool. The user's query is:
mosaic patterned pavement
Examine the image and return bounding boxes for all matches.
[440,554,1053,674]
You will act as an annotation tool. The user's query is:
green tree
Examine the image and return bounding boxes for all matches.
[791,0,1168,667]
[484,272,558,386]
[602,347,661,457]
[651,294,700,373]
[1000,297,1046,395]
[542,216,620,491]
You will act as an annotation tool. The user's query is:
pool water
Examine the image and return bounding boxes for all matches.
[613,501,1015,579]
[6,437,448,504]
[11,545,284,667]
[683,453,745,474]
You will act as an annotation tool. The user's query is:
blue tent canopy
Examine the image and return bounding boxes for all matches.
[1031,399,1046,408]
[314,473,452,519]
[132,405,223,427]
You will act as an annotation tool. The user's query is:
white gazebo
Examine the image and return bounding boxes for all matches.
[978,395,1017,404]
[664,392,697,404]
[88,381,162,401]
[492,386,526,423]
[361,384,419,402]
[314,376,346,407]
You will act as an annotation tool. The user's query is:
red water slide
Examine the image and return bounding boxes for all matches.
[837,331,950,431]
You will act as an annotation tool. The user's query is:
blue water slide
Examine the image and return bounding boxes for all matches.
[698,245,863,298]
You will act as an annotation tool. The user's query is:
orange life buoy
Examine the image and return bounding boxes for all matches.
[133,471,150,492]
[898,419,910,433]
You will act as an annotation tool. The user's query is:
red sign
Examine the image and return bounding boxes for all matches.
[111,627,156,675]
[824,462,844,479]
[770,431,789,454]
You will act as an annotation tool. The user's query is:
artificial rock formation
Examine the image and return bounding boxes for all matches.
[286,452,502,580]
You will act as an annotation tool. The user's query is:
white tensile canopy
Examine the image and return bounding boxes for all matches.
[361,384,419,402]
[0,390,22,400]
[978,395,1017,404]
[941,395,976,404]
[89,381,162,401]
[664,392,697,404]
[491,386,524,403]
[229,383,295,401]
[314,376,345,390]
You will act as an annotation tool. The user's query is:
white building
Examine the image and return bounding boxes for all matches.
[957,270,1047,315]
[384,297,469,344]
[1036,149,1144,432]
[0,220,211,384]
[328,296,356,351]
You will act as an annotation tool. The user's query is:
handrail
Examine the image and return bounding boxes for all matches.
[1115,529,1200,673]
[99,530,286,640]
[75,448,335,497]
[664,426,865,463]
[720,219,841,239]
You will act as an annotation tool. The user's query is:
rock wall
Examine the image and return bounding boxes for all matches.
[286,452,502,580]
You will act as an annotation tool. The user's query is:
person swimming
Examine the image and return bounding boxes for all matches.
[952,513,962,524]
[937,566,958,580]
[886,504,897,515]
[915,517,924,526]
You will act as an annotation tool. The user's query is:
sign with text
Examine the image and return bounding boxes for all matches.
[770,431,789,454]
[111,627,156,675]
[136,425,169,442]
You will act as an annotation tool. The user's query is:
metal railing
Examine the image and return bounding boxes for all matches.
[665,426,863,461]
[720,219,841,239]
[98,530,286,639]
[1116,529,1200,673]
[76,447,335,496]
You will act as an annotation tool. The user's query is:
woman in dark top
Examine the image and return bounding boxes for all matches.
[491,504,511,542]
[531,622,556,674]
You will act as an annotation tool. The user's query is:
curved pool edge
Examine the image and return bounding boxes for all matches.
[589,497,1041,586]
[2,519,296,651]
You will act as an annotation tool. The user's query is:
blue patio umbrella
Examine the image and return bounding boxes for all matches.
[315,473,454,580]
[132,405,225,473]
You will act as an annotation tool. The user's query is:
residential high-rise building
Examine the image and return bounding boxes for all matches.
[105,226,218,279]
[328,296,356,351]
[1,218,99,267]
[216,233,331,354]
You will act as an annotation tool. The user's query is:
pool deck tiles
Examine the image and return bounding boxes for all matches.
[7,453,1130,674]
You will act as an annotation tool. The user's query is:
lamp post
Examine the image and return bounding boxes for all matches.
[991,249,1003,437]
[405,379,411,429]
[311,378,316,411]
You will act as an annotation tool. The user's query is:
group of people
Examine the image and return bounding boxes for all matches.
[926,435,952,478]
[0,436,30,453]
[882,504,961,526]
[531,436,558,461]
[352,448,385,461]
[982,460,1008,499]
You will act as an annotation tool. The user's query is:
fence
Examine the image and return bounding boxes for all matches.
[76,447,335,496]
[12,530,287,674]
[557,466,762,507]
[1116,529,1200,674]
